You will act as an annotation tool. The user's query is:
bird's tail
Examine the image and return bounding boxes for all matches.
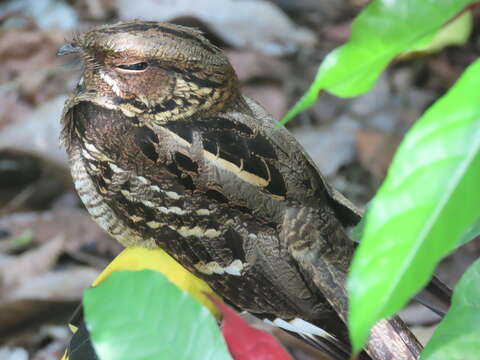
[414,274,452,316]
[283,204,423,360]
[265,315,376,360]
[291,240,423,359]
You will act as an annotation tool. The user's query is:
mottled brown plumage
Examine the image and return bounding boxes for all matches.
[60,21,436,360]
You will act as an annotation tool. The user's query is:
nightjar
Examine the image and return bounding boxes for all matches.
[59,21,450,360]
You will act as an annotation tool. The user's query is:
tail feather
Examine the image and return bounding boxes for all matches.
[288,224,423,360]
[265,317,352,360]
[414,275,452,316]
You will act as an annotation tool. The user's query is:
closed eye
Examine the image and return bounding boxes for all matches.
[115,62,148,73]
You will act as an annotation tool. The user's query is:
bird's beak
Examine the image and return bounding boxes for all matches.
[57,42,80,56]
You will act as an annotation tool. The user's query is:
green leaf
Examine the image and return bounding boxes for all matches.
[420,258,480,360]
[353,209,480,247]
[281,0,475,124]
[400,11,472,57]
[347,59,480,353]
[350,208,368,243]
[83,270,232,360]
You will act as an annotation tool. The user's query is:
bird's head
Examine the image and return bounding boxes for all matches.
[59,21,240,120]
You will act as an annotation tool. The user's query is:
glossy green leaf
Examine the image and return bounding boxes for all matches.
[399,11,472,57]
[347,59,480,353]
[84,270,232,360]
[281,0,475,124]
[420,258,480,360]
[354,210,480,247]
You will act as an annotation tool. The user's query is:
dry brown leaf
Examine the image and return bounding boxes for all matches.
[0,28,75,117]
[0,93,32,131]
[73,0,116,20]
[351,0,372,7]
[226,50,288,82]
[6,266,98,302]
[0,95,69,168]
[427,56,463,88]
[0,299,77,341]
[355,129,401,181]
[0,266,97,342]
[31,325,70,360]
[0,236,64,292]
[242,84,287,121]
[116,0,316,55]
[271,0,346,21]
[1,0,78,30]
[294,116,360,176]
[323,21,352,43]
[0,209,122,255]
[0,29,66,85]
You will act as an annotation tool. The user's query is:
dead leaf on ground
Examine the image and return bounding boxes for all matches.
[242,84,288,121]
[272,0,347,22]
[0,209,122,256]
[427,55,462,88]
[355,129,401,181]
[0,96,73,211]
[0,266,97,342]
[294,116,360,176]
[351,0,372,7]
[0,347,28,360]
[323,21,352,43]
[348,74,391,118]
[30,325,70,360]
[0,95,69,169]
[116,0,316,55]
[0,28,76,115]
[226,50,288,82]
[0,299,78,342]
[0,236,64,291]
[73,0,116,21]
[311,92,349,124]
[5,266,98,302]
[0,29,66,84]
[0,0,78,30]
[0,92,32,131]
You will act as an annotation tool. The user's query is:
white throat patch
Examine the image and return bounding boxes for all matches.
[100,71,122,96]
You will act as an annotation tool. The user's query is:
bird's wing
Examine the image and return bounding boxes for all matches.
[66,100,336,323]
[241,98,453,317]
[242,96,363,228]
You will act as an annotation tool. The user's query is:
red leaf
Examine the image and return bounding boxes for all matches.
[208,295,293,360]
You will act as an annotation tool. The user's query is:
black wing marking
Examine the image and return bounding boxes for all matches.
[134,125,159,162]
[163,117,287,198]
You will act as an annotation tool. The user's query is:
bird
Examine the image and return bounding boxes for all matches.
[58,20,451,360]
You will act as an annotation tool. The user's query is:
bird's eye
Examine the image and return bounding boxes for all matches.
[115,62,149,72]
